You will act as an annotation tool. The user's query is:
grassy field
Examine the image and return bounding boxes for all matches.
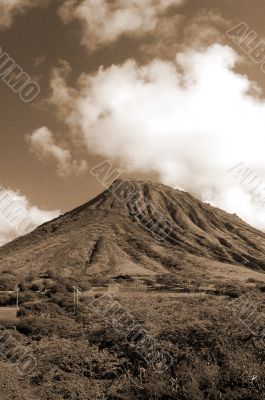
[0,272,265,399]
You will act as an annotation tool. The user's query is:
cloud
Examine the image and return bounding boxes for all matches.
[0,0,49,30]
[181,12,230,50]
[41,42,265,231]
[33,54,46,67]
[58,0,186,51]
[27,127,88,177]
[139,11,229,60]
[0,186,59,246]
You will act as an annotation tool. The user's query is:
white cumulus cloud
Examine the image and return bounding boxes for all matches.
[0,186,59,246]
[42,42,265,231]
[58,0,186,51]
[27,126,88,177]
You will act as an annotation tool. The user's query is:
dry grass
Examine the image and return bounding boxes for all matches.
[0,307,17,322]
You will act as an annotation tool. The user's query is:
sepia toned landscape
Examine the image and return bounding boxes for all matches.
[2,0,265,399]
[0,179,265,399]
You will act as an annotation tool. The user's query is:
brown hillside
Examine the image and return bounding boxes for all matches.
[1,179,265,284]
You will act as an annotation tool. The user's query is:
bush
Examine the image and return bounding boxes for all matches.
[156,274,182,289]
[17,301,64,318]
[257,284,265,293]
[49,292,73,309]
[42,270,57,280]
[16,316,79,338]
[90,274,108,287]
[48,283,67,295]
[0,290,39,307]
[18,291,38,304]
[113,274,134,282]
[247,277,261,284]
[0,276,17,291]
[29,283,40,292]
[0,292,17,306]
[214,283,245,298]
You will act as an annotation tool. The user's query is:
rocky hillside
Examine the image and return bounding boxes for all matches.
[1,178,265,284]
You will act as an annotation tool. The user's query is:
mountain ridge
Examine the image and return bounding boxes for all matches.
[1,178,265,286]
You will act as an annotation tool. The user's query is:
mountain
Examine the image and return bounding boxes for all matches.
[1,178,265,286]
[2,179,265,400]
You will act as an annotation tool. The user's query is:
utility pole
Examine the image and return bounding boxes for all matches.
[76,286,81,304]
[15,285,20,310]
[72,286,77,316]
[72,285,82,315]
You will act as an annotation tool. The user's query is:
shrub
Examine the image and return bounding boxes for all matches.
[49,292,73,309]
[30,283,41,292]
[113,274,134,282]
[16,316,79,338]
[214,283,245,298]
[257,284,265,293]
[17,302,64,318]
[43,269,57,280]
[90,274,108,287]
[247,277,261,284]
[0,276,17,290]
[0,292,17,306]
[156,274,182,289]
[18,291,38,304]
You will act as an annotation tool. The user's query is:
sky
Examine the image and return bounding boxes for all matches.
[1,0,265,244]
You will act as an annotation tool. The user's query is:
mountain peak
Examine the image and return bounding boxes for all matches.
[1,178,265,284]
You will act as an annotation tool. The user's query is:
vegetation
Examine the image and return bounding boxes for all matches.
[0,275,264,399]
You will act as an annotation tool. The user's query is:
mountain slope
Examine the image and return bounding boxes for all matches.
[1,178,265,284]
